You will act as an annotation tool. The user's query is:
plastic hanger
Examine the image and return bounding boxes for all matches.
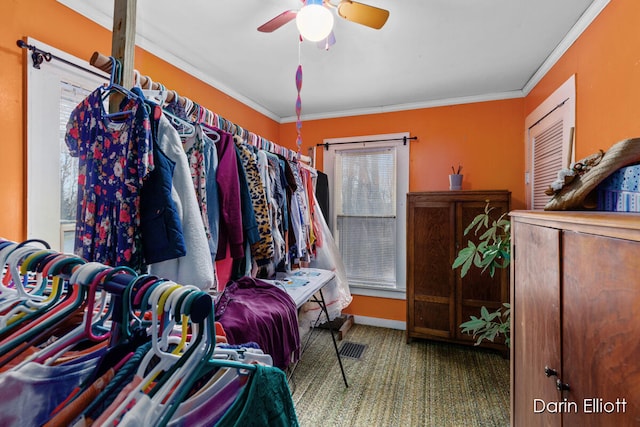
[0,254,88,362]
[4,245,48,301]
[140,75,169,105]
[0,247,52,328]
[200,122,221,143]
[31,264,122,364]
[0,242,19,293]
[163,109,196,137]
[42,266,135,366]
[0,247,67,329]
[0,256,67,334]
[97,286,206,426]
[101,57,138,120]
[154,300,258,427]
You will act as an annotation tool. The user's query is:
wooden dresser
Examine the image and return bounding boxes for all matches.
[510,211,640,426]
[406,190,510,349]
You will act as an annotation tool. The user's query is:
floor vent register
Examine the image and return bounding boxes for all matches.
[339,342,367,359]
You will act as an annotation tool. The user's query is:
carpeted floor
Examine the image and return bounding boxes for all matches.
[289,324,510,427]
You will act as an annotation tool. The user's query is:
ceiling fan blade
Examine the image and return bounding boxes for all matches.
[337,1,389,30]
[257,10,297,33]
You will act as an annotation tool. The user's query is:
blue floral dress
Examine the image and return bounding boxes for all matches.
[65,87,153,271]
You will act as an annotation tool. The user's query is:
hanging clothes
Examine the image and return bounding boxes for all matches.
[201,129,220,262]
[65,87,153,272]
[233,136,273,267]
[148,114,214,291]
[288,161,311,263]
[214,131,244,261]
[139,104,187,264]
[315,170,330,220]
[182,125,211,243]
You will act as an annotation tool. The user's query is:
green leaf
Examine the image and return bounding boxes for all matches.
[463,214,485,236]
[453,242,479,277]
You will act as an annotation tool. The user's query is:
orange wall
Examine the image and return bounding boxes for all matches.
[2,0,639,325]
[281,99,526,204]
[280,99,526,323]
[0,0,279,241]
[525,0,640,159]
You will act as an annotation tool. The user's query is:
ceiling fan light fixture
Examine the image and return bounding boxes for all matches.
[296,0,334,42]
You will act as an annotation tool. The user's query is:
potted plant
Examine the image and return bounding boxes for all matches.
[452,202,511,347]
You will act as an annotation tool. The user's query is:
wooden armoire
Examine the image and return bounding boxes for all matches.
[510,211,640,426]
[406,190,510,349]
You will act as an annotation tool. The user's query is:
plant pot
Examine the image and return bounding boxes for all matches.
[449,174,463,190]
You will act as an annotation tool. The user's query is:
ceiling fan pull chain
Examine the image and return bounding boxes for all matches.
[295,38,304,156]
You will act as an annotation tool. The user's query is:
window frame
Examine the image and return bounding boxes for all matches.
[26,38,107,251]
[323,132,409,299]
[524,74,576,210]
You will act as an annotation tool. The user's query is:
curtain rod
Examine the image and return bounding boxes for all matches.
[528,98,569,130]
[317,136,418,150]
[16,40,107,80]
[89,51,311,163]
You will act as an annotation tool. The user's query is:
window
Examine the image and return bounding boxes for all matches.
[323,133,409,297]
[26,38,106,251]
[525,75,575,209]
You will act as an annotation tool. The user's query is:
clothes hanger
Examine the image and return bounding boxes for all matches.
[0,242,19,290]
[41,266,134,366]
[77,270,149,386]
[163,109,196,138]
[96,286,206,426]
[4,245,49,301]
[0,254,68,335]
[154,299,258,427]
[31,264,127,364]
[0,247,54,328]
[101,57,138,120]
[0,247,67,329]
[0,247,23,312]
[0,254,88,362]
[200,122,221,143]
[140,75,169,105]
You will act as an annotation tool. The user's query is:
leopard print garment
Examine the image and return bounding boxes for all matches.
[233,136,274,265]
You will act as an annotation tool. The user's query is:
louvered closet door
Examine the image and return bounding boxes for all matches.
[530,106,566,210]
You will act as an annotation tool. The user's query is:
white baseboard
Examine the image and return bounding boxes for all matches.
[352,315,406,331]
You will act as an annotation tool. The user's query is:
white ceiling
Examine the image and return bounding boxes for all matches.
[58,0,606,122]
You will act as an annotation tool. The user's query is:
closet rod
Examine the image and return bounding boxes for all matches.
[16,40,107,80]
[89,50,311,164]
[90,51,182,106]
[317,135,418,150]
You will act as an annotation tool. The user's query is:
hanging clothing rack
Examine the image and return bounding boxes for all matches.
[89,51,311,163]
[317,135,418,150]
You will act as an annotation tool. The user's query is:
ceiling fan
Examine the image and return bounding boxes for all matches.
[257,0,390,43]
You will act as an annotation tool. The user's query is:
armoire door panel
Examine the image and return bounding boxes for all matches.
[411,204,454,298]
[512,221,562,427]
[561,231,640,426]
[412,299,451,337]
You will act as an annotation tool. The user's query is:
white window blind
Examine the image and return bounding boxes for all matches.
[532,119,564,210]
[525,75,575,209]
[335,147,397,288]
[59,82,90,251]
